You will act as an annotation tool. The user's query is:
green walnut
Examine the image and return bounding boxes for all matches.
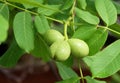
[50,40,71,61]
[44,29,64,45]
[68,38,89,58]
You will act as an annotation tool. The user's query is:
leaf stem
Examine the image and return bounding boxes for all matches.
[78,59,85,83]
[46,16,64,24]
[5,1,39,15]
[63,0,77,40]
[2,0,64,24]
[98,25,120,35]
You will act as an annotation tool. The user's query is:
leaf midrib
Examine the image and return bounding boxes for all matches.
[23,12,27,51]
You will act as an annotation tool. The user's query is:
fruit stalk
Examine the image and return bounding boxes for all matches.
[64,21,69,40]
[78,59,85,83]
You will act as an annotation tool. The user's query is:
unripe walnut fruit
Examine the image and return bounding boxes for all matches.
[50,40,70,61]
[68,38,89,58]
[44,29,64,45]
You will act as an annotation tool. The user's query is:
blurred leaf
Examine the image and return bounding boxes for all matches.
[34,15,50,34]
[0,3,9,43]
[84,39,120,78]
[56,62,78,80]
[110,73,120,83]
[61,0,74,10]
[38,4,61,16]
[113,1,120,14]
[77,0,87,10]
[87,28,108,56]
[86,0,97,15]
[95,0,117,26]
[56,77,80,83]
[72,24,96,41]
[75,7,99,25]
[0,40,24,68]
[85,76,106,83]
[13,12,34,52]
[31,34,51,62]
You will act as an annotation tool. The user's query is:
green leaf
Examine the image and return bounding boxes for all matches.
[87,28,108,56]
[31,34,51,62]
[72,25,107,56]
[0,40,24,68]
[0,3,9,43]
[7,0,62,13]
[56,77,80,83]
[85,76,106,83]
[0,3,9,21]
[13,12,34,52]
[84,39,120,78]
[75,7,99,25]
[86,0,97,16]
[61,0,74,10]
[77,0,87,10]
[56,62,78,80]
[61,56,73,67]
[109,23,120,38]
[72,25,96,41]
[95,0,117,26]
[111,73,120,83]
[113,1,120,14]
[23,0,44,8]
[47,0,63,5]
[34,15,50,34]
[38,4,61,16]
[0,14,8,44]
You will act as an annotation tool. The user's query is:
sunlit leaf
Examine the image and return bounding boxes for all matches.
[72,24,96,41]
[23,0,44,8]
[84,39,120,78]
[75,7,99,25]
[38,4,61,16]
[34,15,50,34]
[13,12,34,52]
[87,28,108,56]
[7,0,62,13]
[95,0,117,26]
[0,3,9,43]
